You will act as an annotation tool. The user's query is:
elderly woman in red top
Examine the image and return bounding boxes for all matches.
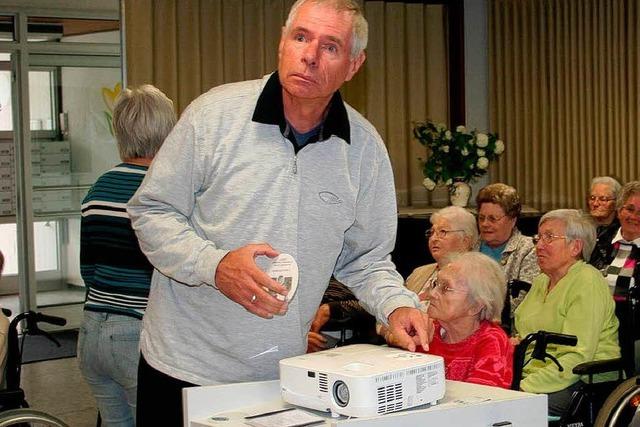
[413,252,513,388]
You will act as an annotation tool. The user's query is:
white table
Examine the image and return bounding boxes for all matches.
[184,379,547,427]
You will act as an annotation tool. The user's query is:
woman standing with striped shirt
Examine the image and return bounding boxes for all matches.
[78,85,176,427]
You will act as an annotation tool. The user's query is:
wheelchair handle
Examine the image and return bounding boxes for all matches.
[540,331,578,347]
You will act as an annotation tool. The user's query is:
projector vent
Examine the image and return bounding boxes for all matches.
[377,399,404,414]
[318,373,328,393]
[376,383,403,411]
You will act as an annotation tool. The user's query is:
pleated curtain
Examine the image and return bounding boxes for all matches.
[489,0,640,211]
[123,0,449,208]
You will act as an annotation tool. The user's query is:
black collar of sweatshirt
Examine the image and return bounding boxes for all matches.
[252,71,351,153]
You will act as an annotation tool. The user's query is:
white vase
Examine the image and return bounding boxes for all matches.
[450,181,471,207]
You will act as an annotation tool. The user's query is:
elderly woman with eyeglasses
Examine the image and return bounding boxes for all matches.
[419,252,513,388]
[382,251,513,388]
[587,176,622,270]
[475,184,540,319]
[598,181,640,371]
[514,209,620,416]
[407,206,478,298]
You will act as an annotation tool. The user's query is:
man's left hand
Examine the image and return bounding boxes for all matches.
[387,307,431,352]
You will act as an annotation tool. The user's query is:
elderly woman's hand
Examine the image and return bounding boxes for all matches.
[307,331,328,353]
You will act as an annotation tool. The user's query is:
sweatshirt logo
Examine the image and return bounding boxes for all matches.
[319,191,342,204]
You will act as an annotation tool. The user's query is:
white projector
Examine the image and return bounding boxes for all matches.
[280,344,445,418]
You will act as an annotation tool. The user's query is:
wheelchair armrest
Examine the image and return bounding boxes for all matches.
[572,357,624,375]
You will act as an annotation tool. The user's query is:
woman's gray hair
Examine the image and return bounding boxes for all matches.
[431,206,479,248]
[444,252,506,323]
[617,181,640,210]
[591,176,622,199]
[112,84,176,161]
[539,209,596,261]
[285,0,368,59]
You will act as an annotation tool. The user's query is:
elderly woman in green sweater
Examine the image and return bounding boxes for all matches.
[514,209,620,417]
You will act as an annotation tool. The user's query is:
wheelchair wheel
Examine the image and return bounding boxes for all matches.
[595,376,640,427]
[0,409,69,426]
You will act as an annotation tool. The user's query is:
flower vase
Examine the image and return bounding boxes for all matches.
[449,180,471,207]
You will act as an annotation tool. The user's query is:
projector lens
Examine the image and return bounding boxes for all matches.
[333,381,349,407]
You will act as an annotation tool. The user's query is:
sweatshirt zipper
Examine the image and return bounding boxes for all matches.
[293,155,298,174]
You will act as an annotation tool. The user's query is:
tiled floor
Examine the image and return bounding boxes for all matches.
[21,357,98,426]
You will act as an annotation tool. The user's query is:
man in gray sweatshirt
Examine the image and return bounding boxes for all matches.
[128,0,429,425]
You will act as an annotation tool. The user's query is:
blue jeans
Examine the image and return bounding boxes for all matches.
[78,311,141,427]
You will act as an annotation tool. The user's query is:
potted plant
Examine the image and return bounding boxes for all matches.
[413,121,505,206]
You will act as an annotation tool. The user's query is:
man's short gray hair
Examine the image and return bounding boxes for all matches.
[285,0,368,59]
[591,176,622,199]
[539,209,596,261]
[445,252,506,323]
[617,181,640,210]
[112,84,176,161]
[430,206,479,248]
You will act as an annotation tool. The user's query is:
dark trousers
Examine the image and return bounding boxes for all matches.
[137,354,196,427]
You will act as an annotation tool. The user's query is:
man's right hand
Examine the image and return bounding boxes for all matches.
[214,243,289,319]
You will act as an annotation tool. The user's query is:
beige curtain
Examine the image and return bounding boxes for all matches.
[489,0,640,211]
[124,0,448,208]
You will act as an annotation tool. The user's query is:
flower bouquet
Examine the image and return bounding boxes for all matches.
[414,121,505,192]
[413,121,505,206]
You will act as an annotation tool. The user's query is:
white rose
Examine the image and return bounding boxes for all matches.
[495,140,505,154]
[476,133,488,147]
[445,178,453,186]
[477,157,489,169]
[445,130,452,140]
[477,149,486,156]
[440,145,450,153]
[456,125,466,133]
[461,148,469,156]
[422,177,436,191]
[436,122,446,131]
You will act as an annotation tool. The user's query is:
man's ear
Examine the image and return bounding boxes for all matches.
[278,26,286,62]
[345,51,366,82]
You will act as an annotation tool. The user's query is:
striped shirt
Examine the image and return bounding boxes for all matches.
[80,163,152,319]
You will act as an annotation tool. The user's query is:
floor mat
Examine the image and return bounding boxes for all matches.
[20,329,78,364]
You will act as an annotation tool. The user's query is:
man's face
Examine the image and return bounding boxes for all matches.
[278,1,365,103]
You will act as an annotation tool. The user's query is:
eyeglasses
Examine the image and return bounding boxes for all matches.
[621,205,640,217]
[589,195,615,203]
[425,229,465,239]
[477,214,507,224]
[429,279,467,295]
[532,232,567,245]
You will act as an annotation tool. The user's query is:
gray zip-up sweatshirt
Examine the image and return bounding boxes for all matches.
[127,73,420,385]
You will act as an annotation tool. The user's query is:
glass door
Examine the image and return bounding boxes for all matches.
[0,13,122,328]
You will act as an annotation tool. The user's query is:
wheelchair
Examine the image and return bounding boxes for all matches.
[0,308,70,427]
